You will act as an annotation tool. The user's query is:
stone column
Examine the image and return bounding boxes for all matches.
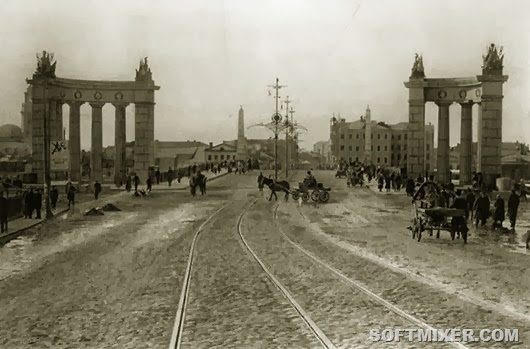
[30,83,46,183]
[90,102,104,183]
[407,98,425,179]
[113,103,128,186]
[477,75,507,188]
[68,101,82,182]
[134,102,155,181]
[55,101,63,140]
[436,101,451,184]
[459,102,473,184]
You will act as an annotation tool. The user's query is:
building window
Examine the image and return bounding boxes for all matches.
[404,144,407,150]
[405,134,408,140]
[397,145,401,151]
[356,157,359,162]
[341,134,345,139]
[214,155,218,160]
[397,154,401,160]
[340,145,344,150]
[208,155,212,160]
[220,154,224,160]
[384,134,387,139]
[384,157,387,163]
[426,144,430,151]
[349,134,352,139]
[377,157,380,163]
[371,134,373,139]
[426,154,430,160]
[391,145,394,150]
[363,134,365,139]
[233,155,236,159]
[392,135,394,140]
[384,146,387,151]
[378,134,381,139]
[404,154,407,160]
[398,135,401,141]
[356,146,359,151]
[356,134,359,139]
[349,145,352,151]
[391,154,394,160]
[377,145,380,151]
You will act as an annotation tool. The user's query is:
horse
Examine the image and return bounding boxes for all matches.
[261,177,290,201]
[190,173,207,196]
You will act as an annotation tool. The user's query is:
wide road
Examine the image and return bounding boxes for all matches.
[0,171,528,348]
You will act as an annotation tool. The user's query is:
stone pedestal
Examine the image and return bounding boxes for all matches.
[436,102,451,184]
[113,103,127,186]
[68,101,82,182]
[90,102,104,182]
[407,99,426,179]
[459,102,473,184]
[134,102,155,181]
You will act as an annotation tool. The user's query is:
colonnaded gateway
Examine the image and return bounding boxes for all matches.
[405,44,508,187]
[26,51,159,184]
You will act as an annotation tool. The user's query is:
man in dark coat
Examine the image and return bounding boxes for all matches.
[257,172,264,192]
[0,192,8,233]
[24,188,34,218]
[155,168,161,185]
[50,186,59,209]
[133,174,140,192]
[507,189,520,230]
[474,191,490,227]
[94,181,102,200]
[451,190,469,239]
[167,167,174,187]
[33,189,42,219]
[146,176,152,192]
[125,175,132,192]
[492,194,505,230]
[465,189,476,220]
[67,185,76,209]
[405,178,415,197]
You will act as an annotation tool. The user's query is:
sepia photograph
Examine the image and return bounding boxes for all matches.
[0,0,529,347]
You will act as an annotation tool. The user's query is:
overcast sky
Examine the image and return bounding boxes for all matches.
[0,0,528,150]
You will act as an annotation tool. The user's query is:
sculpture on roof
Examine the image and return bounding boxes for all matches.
[482,43,504,75]
[34,50,56,79]
[135,56,153,81]
[410,53,425,79]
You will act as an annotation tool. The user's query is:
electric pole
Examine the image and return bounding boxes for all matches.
[283,96,291,178]
[288,106,295,170]
[267,78,286,181]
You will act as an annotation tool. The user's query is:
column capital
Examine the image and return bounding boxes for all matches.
[112,102,129,109]
[67,100,84,108]
[459,101,474,107]
[435,100,452,107]
[89,102,105,109]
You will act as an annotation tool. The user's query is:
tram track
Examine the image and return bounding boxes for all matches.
[274,204,469,349]
[168,197,336,348]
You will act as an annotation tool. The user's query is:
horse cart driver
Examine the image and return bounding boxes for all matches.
[304,171,317,188]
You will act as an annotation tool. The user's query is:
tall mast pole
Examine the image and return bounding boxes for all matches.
[283,96,291,178]
[289,106,295,170]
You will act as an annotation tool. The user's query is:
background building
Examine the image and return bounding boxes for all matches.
[330,106,435,172]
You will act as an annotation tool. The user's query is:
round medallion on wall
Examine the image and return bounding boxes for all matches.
[114,91,124,100]
[94,91,102,100]
[74,90,82,99]
[475,89,481,97]
[437,90,447,99]
[459,90,467,99]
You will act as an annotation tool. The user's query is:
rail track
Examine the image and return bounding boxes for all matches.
[168,199,337,349]
[274,204,470,349]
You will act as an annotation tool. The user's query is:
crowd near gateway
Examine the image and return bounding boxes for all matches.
[0,2,528,348]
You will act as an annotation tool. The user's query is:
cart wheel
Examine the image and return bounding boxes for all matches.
[311,190,320,202]
[319,191,330,203]
[292,191,300,201]
[462,231,468,244]
[301,192,310,202]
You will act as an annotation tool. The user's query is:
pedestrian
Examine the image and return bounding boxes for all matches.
[384,175,391,192]
[94,180,102,200]
[167,167,174,187]
[155,168,161,185]
[492,194,505,230]
[405,178,415,197]
[507,189,520,230]
[0,192,8,234]
[133,174,140,192]
[377,174,384,192]
[33,189,42,219]
[67,184,76,209]
[50,186,59,209]
[473,191,490,227]
[24,188,34,218]
[125,175,132,192]
[465,189,476,221]
[395,174,402,191]
[451,190,469,239]
[146,176,152,192]
[257,172,264,192]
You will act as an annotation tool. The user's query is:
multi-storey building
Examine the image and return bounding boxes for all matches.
[330,106,435,172]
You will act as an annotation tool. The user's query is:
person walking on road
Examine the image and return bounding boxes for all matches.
[377,174,384,192]
[67,184,76,209]
[50,186,59,209]
[155,168,161,185]
[125,175,132,192]
[24,188,34,218]
[257,172,264,192]
[146,176,152,193]
[492,194,505,230]
[167,167,174,187]
[33,189,42,219]
[133,174,140,193]
[0,192,8,234]
[474,191,490,227]
[507,189,520,230]
[94,181,102,200]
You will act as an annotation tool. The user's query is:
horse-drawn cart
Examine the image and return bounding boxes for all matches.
[409,181,468,243]
[292,181,330,203]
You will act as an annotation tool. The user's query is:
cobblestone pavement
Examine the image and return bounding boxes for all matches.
[0,179,232,348]
[180,192,321,349]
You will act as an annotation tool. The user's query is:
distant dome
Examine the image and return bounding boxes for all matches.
[0,124,23,141]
